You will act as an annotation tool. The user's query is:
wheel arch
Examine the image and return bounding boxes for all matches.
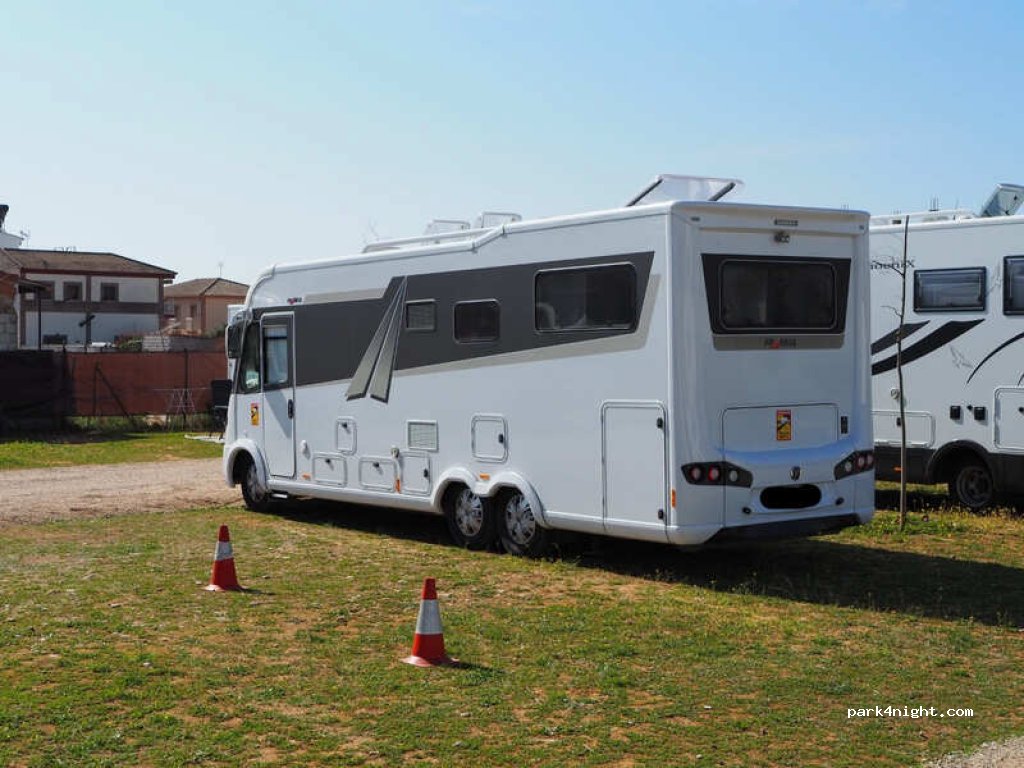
[224,440,269,489]
[479,470,548,529]
[431,467,479,512]
[430,468,548,528]
[926,440,993,484]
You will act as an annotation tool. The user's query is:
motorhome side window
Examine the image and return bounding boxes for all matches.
[1004,257,1024,314]
[534,264,636,331]
[405,300,436,331]
[719,260,837,330]
[914,268,986,312]
[262,324,291,389]
[238,324,261,393]
[454,300,499,342]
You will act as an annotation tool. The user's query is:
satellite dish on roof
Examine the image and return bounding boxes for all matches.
[979,183,1024,218]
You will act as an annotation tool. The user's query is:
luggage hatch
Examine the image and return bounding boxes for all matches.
[724,405,838,451]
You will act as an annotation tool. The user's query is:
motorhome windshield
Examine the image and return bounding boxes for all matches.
[702,255,849,334]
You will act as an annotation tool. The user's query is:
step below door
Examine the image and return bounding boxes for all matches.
[601,401,668,531]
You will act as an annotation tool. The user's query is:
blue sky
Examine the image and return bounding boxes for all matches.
[1,1,1020,285]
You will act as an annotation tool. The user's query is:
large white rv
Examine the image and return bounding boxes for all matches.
[870,183,1024,509]
[223,176,874,553]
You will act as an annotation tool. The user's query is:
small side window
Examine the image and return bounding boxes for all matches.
[914,268,986,312]
[1004,256,1024,315]
[100,283,119,302]
[405,300,436,332]
[454,300,499,343]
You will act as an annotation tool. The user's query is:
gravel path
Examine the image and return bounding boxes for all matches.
[0,458,241,524]
[926,737,1024,768]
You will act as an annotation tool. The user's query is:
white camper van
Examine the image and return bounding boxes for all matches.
[870,183,1024,509]
[223,176,874,553]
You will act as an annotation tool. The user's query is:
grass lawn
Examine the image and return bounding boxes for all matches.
[0,431,223,470]
[1,503,1022,767]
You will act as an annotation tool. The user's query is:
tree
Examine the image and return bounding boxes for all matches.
[893,218,911,530]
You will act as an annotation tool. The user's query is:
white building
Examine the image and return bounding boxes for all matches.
[0,248,176,348]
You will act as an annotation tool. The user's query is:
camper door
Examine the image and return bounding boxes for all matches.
[260,313,296,478]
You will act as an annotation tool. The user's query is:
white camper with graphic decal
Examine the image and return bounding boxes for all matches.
[223,175,873,552]
[870,183,1024,508]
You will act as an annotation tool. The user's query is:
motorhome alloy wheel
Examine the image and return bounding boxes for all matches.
[505,494,534,545]
[444,486,497,549]
[454,488,484,537]
[500,490,549,557]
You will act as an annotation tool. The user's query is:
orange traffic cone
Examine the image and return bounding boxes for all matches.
[205,524,243,592]
[402,578,457,667]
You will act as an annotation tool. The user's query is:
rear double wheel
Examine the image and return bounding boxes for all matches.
[498,489,550,557]
[444,486,498,550]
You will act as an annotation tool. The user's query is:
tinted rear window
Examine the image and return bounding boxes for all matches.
[720,260,837,330]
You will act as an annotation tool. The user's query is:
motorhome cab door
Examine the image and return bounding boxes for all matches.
[260,313,296,478]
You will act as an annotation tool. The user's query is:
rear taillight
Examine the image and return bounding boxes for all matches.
[834,450,874,480]
[681,462,752,487]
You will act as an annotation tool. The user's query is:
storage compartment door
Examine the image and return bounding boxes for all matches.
[873,410,933,447]
[601,402,668,530]
[995,389,1024,450]
[472,415,508,462]
[402,454,431,496]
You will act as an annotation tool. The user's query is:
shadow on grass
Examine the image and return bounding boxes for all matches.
[0,431,144,446]
[273,498,1023,628]
[272,499,453,548]
[575,537,1023,628]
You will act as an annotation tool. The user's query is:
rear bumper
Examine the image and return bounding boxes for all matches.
[704,512,863,543]
[666,504,872,546]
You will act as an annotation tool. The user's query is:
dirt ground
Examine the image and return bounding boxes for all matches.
[0,458,241,525]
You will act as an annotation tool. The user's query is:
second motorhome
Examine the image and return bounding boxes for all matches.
[871,183,1024,508]
[223,176,874,553]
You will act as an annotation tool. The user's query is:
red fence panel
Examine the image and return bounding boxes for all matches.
[67,351,228,417]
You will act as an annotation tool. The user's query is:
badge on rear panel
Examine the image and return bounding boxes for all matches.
[776,409,792,441]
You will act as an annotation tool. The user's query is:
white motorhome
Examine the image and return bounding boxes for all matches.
[223,176,874,553]
[870,183,1024,509]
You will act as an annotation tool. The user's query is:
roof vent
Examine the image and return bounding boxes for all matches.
[979,183,1024,218]
[626,174,744,207]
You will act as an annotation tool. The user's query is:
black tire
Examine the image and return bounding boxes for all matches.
[948,462,994,511]
[498,488,549,557]
[444,486,498,550]
[239,454,275,513]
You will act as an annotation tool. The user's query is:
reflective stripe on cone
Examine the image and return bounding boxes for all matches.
[205,524,243,592]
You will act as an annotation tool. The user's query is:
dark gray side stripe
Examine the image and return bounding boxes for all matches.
[870,321,928,355]
[288,252,654,394]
